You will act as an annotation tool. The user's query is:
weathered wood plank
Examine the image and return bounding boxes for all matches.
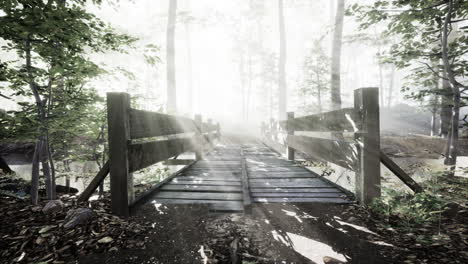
[354,87,381,204]
[253,197,352,203]
[78,161,109,202]
[107,92,133,217]
[250,187,341,193]
[153,191,242,201]
[150,198,243,208]
[163,159,194,165]
[286,135,357,170]
[252,192,347,198]
[250,181,331,188]
[289,108,359,132]
[161,185,241,192]
[129,109,197,139]
[248,172,316,179]
[176,176,241,181]
[380,151,423,193]
[128,138,194,172]
[170,180,242,186]
[241,148,252,214]
[129,160,197,208]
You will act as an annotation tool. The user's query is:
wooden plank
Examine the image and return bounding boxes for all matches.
[153,191,242,201]
[250,181,331,188]
[107,92,133,217]
[248,172,316,179]
[286,112,295,160]
[128,137,194,172]
[354,87,381,204]
[250,187,341,193]
[210,203,243,212]
[241,148,252,214]
[380,151,423,193]
[290,108,359,132]
[161,185,241,192]
[150,198,243,208]
[78,161,110,202]
[129,160,197,208]
[176,176,241,182]
[129,108,197,139]
[247,166,309,172]
[253,197,352,203]
[170,180,242,186]
[163,159,194,165]
[286,135,357,170]
[252,192,347,198]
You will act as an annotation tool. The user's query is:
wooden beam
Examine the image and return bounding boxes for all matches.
[354,87,381,205]
[128,137,194,172]
[290,108,359,132]
[194,114,203,160]
[129,160,197,209]
[107,92,133,217]
[241,148,252,214]
[286,135,357,170]
[129,109,197,139]
[286,112,295,160]
[380,151,423,193]
[77,161,110,202]
[163,159,194,165]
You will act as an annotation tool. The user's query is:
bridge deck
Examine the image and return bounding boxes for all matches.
[147,142,352,212]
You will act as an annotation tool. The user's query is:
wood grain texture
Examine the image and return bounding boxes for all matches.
[289,108,359,132]
[129,109,197,139]
[128,137,194,172]
[78,161,109,202]
[286,135,357,170]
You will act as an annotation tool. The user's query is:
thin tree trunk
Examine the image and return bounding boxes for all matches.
[278,0,287,120]
[441,0,461,175]
[330,0,344,110]
[31,141,42,204]
[185,22,193,114]
[387,65,395,107]
[316,72,322,113]
[440,71,452,138]
[166,0,177,113]
[378,64,384,108]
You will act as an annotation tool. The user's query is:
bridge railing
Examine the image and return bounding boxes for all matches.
[261,87,380,205]
[82,92,220,216]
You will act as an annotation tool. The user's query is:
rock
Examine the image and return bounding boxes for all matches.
[42,200,64,214]
[63,208,95,229]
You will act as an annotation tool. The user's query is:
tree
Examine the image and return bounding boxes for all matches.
[350,0,468,174]
[298,40,330,114]
[166,0,177,113]
[330,0,345,110]
[0,0,134,203]
[278,0,287,120]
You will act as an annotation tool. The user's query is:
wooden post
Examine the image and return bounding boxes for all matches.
[286,112,295,160]
[194,114,203,160]
[354,88,381,205]
[107,92,133,217]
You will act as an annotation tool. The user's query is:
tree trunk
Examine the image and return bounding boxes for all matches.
[441,0,461,175]
[439,72,452,138]
[166,0,177,113]
[0,155,14,174]
[387,65,395,107]
[30,141,42,205]
[330,0,344,110]
[278,0,287,120]
[185,22,193,114]
[378,63,384,108]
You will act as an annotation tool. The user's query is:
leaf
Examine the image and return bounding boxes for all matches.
[97,236,113,243]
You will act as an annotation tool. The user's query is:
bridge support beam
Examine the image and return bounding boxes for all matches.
[354,87,381,205]
[286,112,295,160]
[194,114,203,161]
[107,92,134,217]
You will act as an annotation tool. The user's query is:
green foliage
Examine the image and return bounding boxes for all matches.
[297,40,330,114]
[348,0,468,104]
[0,0,137,166]
[370,188,446,225]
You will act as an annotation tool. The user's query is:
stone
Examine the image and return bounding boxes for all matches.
[42,200,64,214]
[63,208,95,229]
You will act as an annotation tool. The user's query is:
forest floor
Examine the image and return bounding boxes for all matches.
[1,178,466,264]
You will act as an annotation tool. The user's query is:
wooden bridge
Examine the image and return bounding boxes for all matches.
[79,87,421,217]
